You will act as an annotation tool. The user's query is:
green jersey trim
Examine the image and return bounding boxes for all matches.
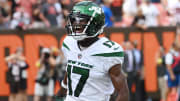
[91,52,124,57]
[63,42,70,51]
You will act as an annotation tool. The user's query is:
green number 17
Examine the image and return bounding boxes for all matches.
[67,65,89,97]
[103,40,115,48]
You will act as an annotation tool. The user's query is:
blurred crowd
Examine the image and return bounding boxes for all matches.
[115,24,180,101]
[3,0,180,101]
[5,46,67,101]
[153,24,180,101]
[0,0,180,30]
[123,24,180,101]
[122,40,145,101]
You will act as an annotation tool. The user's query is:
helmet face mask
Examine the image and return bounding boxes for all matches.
[65,1,105,41]
[70,16,88,34]
[66,11,91,40]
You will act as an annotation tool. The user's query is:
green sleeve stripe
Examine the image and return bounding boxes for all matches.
[91,52,124,57]
[63,42,70,51]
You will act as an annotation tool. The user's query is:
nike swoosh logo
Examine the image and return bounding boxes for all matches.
[114,47,119,50]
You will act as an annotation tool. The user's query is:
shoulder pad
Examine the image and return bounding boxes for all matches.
[62,36,75,51]
[91,37,124,57]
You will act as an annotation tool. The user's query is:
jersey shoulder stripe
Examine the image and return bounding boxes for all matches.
[62,42,70,51]
[62,36,75,51]
[91,51,124,57]
[90,37,124,57]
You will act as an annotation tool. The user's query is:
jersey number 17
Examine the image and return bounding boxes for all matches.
[67,64,89,97]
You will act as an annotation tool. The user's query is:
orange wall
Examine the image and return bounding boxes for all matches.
[0,32,175,95]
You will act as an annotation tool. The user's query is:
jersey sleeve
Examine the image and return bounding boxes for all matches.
[91,38,125,73]
[103,46,124,73]
[61,36,71,58]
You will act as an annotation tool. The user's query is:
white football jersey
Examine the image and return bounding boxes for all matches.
[62,36,124,101]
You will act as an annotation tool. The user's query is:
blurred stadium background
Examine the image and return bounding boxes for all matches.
[0,0,180,101]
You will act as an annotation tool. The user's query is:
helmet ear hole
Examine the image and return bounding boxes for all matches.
[86,15,104,36]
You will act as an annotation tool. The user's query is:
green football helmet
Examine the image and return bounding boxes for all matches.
[65,1,105,40]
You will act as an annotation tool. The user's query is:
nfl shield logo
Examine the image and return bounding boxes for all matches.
[78,54,82,59]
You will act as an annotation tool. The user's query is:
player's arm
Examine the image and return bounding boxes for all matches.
[109,64,129,101]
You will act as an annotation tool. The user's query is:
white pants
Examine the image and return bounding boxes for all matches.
[34,79,54,96]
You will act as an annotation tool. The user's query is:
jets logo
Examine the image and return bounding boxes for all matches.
[89,6,102,14]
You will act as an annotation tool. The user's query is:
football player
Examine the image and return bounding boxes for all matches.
[57,1,129,101]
